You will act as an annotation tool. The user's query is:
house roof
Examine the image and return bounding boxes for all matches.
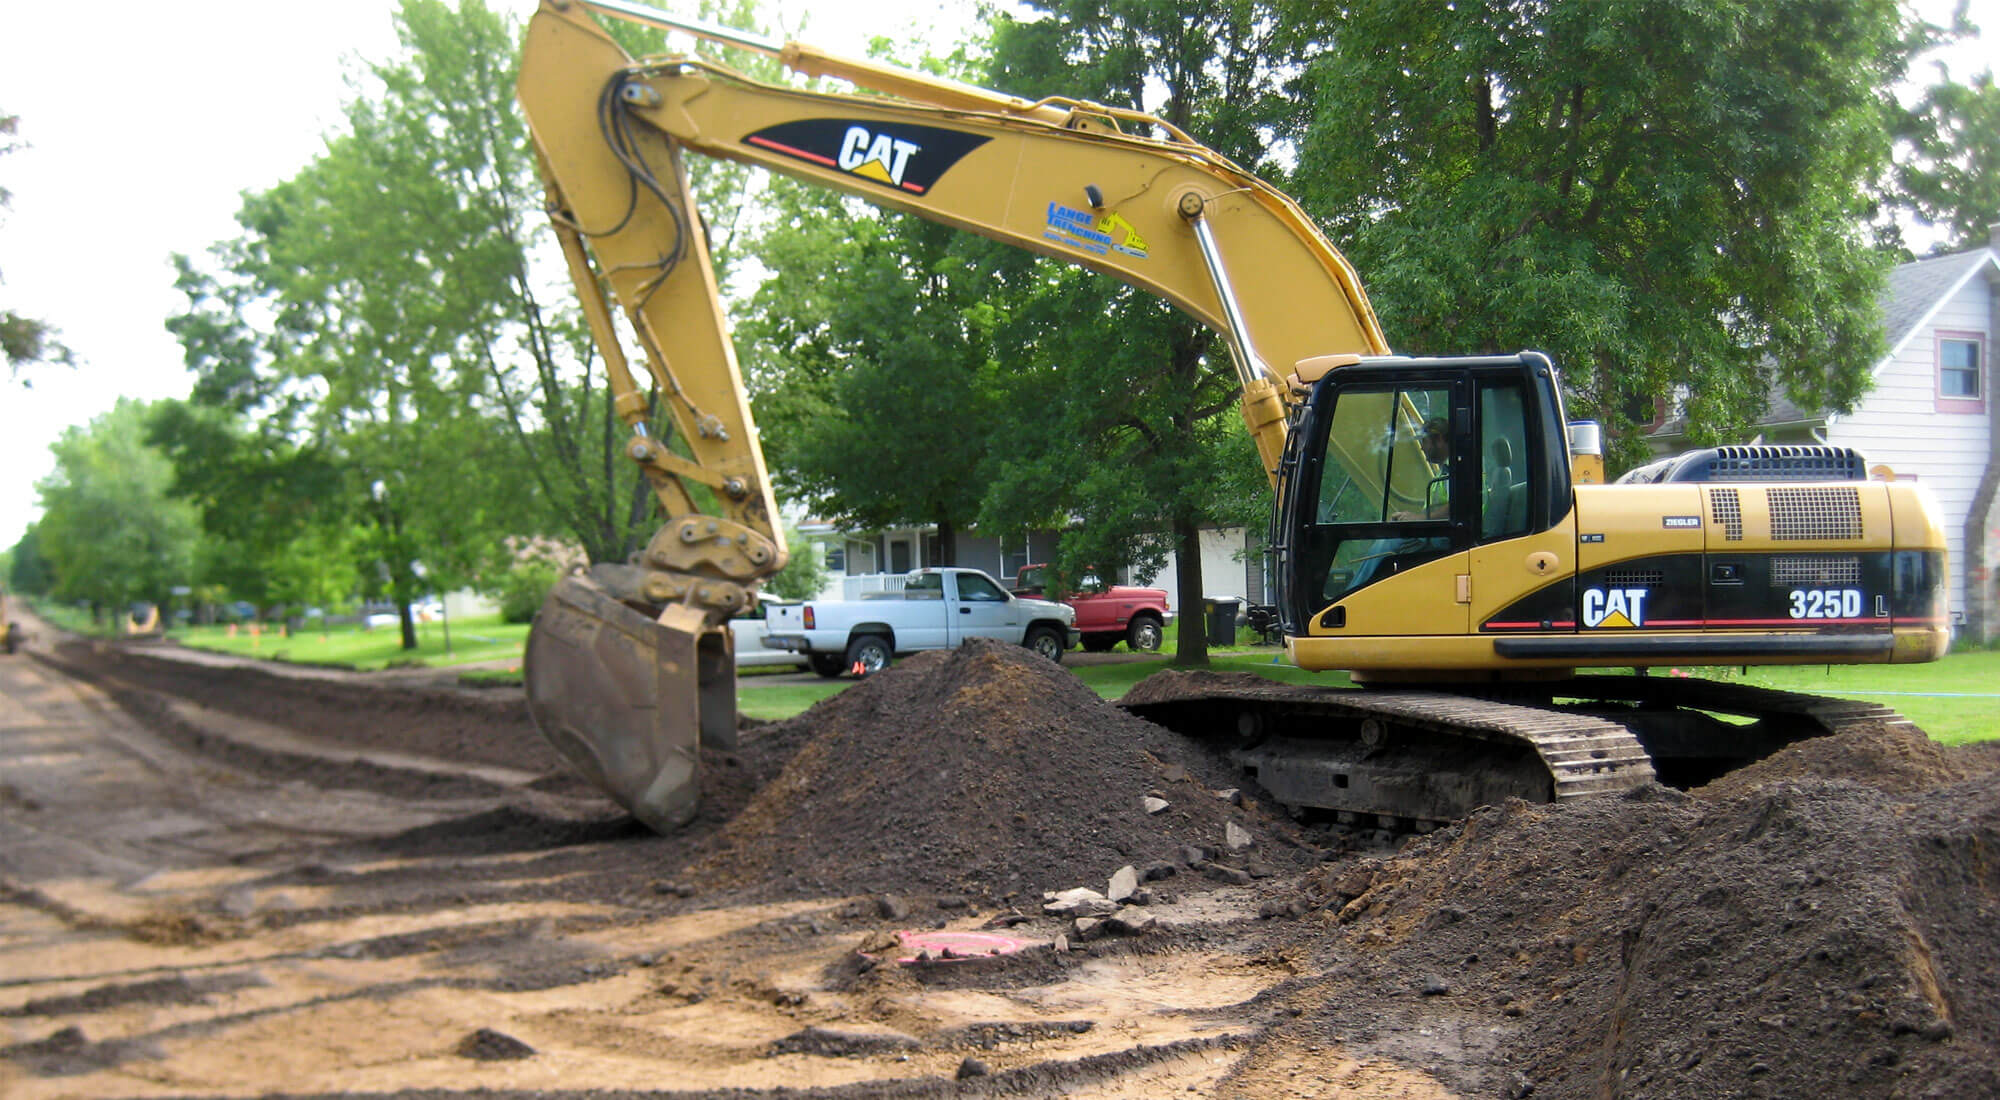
[1649,242,2000,439]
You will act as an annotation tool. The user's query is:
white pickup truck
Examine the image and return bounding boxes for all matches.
[762,567,1079,677]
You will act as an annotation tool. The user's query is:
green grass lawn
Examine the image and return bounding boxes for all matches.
[169,615,531,671]
[1677,650,2000,746]
[738,643,1998,744]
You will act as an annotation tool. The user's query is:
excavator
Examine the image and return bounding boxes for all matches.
[516,0,1951,834]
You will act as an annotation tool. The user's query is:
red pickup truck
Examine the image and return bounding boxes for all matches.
[1012,564,1173,652]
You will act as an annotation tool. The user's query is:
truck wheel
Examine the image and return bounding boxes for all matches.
[844,635,893,676]
[1024,626,1066,664]
[1080,633,1118,653]
[1126,615,1164,652]
[808,653,846,678]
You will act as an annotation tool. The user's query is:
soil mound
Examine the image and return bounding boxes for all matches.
[1697,721,1975,797]
[694,640,1291,901]
[1251,727,2000,1099]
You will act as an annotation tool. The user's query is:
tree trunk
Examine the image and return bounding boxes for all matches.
[399,602,417,652]
[935,519,958,566]
[1170,516,1208,666]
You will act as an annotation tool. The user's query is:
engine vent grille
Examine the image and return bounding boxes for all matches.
[1770,556,1862,586]
[1768,486,1863,541]
[1602,569,1665,588]
[1709,488,1744,541]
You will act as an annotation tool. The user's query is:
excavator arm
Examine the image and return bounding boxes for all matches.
[516,0,1388,831]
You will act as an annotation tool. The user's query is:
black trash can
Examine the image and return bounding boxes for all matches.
[1203,598,1241,646]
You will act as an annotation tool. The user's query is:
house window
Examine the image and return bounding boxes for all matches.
[1000,537,1032,580]
[1938,332,1985,412]
[823,541,845,574]
[845,539,876,575]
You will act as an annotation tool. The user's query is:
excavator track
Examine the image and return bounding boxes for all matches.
[1120,673,1924,827]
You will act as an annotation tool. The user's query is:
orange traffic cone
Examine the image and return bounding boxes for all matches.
[851,660,865,677]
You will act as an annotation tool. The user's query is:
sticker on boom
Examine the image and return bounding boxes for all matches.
[743,119,989,195]
[1045,203,1150,259]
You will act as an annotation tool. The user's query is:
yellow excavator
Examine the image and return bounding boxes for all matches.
[516,0,1950,833]
[1,589,17,655]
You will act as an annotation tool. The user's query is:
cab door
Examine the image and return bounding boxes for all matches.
[1467,372,1578,635]
[947,571,1019,644]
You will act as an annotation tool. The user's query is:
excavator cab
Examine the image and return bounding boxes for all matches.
[1277,353,1570,643]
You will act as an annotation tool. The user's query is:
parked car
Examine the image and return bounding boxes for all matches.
[1011,564,1173,652]
[730,601,809,669]
[763,567,1077,677]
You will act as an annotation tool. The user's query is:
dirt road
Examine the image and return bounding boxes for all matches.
[0,620,1451,1098]
[3,613,1996,1098]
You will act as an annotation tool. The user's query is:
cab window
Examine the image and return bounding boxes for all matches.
[1307,385,1455,602]
[955,573,1008,602]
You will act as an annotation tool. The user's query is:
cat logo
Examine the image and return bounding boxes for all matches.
[743,119,989,196]
[837,126,920,188]
[1582,587,1648,629]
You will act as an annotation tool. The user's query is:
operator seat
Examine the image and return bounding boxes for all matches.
[1484,437,1524,539]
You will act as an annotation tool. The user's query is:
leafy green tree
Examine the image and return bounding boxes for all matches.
[1895,67,2000,253]
[979,0,1301,663]
[6,523,53,596]
[171,1,610,647]
[1287,0,1915,466]
[764,521,830,601]
[1,111,74,385]
[144,399,356,618]
[739,181,1008,564]
[34,400,203,619]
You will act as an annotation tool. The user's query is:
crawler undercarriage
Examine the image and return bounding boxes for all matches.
[1120,673,1920,828]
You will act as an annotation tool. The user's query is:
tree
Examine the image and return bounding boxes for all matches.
[172,1,621,647]
[1895,67,2000,254]
[1,111,75,384]
[34,400,202,618]
[1288,0,1915,466]
[144,399,357,619]
[978,0,1303,664]
[763,522,830,601]
[738,180,1009,564]
[6,523,53,597]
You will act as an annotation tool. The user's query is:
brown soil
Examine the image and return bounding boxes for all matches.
[1248,726,2000,1098]
[4,622,1996,1099]
[693,644,1317,902]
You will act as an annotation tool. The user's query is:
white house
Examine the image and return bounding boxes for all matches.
[1648,230,2000,641]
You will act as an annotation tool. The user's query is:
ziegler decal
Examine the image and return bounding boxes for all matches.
[1662,516,1702,529]
[1582,587,1649,629]
[742,120,989,195]
[1044,203,1150,259]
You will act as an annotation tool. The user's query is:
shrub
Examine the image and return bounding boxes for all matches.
[498,559,563,624]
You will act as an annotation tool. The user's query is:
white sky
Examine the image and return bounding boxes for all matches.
[0,0,1993,549]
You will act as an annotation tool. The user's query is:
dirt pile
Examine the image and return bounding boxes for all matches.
[693,640,1305,902]
[1243,725,2000,1099]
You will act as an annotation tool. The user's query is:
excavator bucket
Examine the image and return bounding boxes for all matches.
[523,569,737,834]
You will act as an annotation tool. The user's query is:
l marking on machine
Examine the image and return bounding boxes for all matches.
[1582,587,1648,629]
